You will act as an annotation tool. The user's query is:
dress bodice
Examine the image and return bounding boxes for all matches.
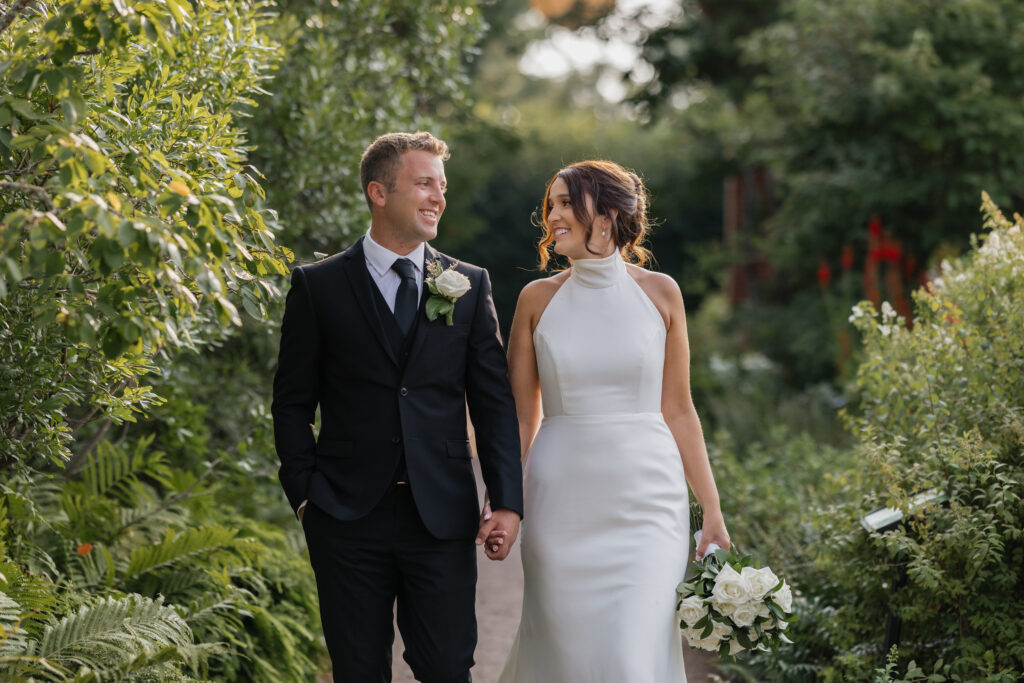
[533,252,667,417]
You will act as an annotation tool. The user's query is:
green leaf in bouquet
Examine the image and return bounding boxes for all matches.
[736,628,754,650]
[766,601,785,620]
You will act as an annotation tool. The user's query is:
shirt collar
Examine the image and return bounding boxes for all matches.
[363,228,425,278]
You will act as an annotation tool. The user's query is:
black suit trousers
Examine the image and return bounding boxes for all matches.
[302,485,476,683]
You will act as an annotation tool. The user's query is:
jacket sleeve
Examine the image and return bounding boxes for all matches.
[464,268,524,517]
[271,266,320,513]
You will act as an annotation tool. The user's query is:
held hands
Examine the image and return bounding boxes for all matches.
[476,502,520,561]
[695,511,730,561]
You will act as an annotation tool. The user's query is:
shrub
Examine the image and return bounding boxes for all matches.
[744,195,1024,681]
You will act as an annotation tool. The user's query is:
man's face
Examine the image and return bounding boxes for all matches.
[374,150,447,250]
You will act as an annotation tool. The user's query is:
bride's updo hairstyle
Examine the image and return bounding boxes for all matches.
[537,160,653,270]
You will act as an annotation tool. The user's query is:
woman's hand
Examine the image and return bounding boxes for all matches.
[696,511,730,560]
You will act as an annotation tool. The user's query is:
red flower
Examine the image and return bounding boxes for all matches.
[868,215,883,238]
[840,244,855,271]
[877,239,903,263]
[76,543,93,556]
[817,259,832,289]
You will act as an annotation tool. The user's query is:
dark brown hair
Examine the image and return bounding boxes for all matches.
[537,160,652,269]
[359,132,450,207]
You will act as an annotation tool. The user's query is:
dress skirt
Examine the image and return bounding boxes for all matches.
[499,412,689,683]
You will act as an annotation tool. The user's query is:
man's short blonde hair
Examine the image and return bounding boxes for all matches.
[359,132,450,207]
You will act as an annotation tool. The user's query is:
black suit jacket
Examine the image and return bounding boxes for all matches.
[271,237,523,539]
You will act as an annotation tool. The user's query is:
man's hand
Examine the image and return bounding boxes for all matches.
[475,506,520,561]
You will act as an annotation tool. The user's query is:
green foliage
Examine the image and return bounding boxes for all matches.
[1,435,323,681]
[0,0,290,471]
[246,0,486,255]
[635,0,1024,384]
[738,197,1024,681]
[3,0,490,678]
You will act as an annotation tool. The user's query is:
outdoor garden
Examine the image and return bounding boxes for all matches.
[1,0,1022,680]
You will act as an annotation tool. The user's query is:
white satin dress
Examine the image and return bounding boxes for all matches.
[499,252,689,682]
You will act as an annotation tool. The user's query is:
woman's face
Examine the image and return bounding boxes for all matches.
[546,177,612,259]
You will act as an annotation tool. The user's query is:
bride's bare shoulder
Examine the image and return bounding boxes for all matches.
[626,265,683,326]
[516,271,570,325]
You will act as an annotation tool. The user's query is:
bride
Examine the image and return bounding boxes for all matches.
[491,160,731,682]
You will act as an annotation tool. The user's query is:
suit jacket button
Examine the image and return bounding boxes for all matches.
[400,387,408,396]
[392,435,401,444]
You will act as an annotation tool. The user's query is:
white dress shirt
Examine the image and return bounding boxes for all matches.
[362,228,425,310]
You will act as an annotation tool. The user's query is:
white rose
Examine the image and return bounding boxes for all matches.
[711,564,752,606]
[729,601,761,628]
[757,602,772,620]
[772,582,793,613]
[710,620,733,642]
[713,599,737,617]
[677,595,708,628]
[741,566,779,601]
[434,269,471,299]
[728,638,746,655]
[697,635,721,652]
[680,627,703,648]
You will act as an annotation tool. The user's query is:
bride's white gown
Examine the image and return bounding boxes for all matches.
[500,252,689,682]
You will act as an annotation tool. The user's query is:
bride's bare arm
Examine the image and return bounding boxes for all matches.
[643,271,730,556]
[507,281,547,460]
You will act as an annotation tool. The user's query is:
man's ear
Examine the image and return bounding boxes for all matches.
[367,180,388,208]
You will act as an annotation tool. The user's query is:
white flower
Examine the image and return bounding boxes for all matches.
[434,269,471,299]
[757,602,772,620]
[728,638,746,655]
[710,620,733,642]
[881,301,896,320]
[677,595,708,628]
[697,635,721,652]
[729,601,761,628]
[680,627,702,646]
[848,304,865,323]
[711,564,752,606]
[741,566,779,601]
[772,582,793,613]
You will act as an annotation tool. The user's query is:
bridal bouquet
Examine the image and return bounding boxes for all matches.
[676,537,794,657]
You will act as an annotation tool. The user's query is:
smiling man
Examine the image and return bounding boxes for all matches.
[271,132,523,682]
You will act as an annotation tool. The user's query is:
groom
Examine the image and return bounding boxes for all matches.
[271,132,523,682]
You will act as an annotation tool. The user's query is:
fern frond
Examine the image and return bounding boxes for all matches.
[0,564,61,640]
[124,526,240,581]
[0,590,28,657]
[181,596,247,636]
[0,653,69,681]
[82,437,165,502]
[66,545,115,592]
[29,595,193,675]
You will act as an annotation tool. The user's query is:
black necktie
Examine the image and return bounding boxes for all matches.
[391,258,418,337]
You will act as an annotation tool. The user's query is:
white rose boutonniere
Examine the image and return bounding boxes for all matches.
[425,259,471,326]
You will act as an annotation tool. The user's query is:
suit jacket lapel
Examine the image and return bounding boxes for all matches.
[342,237,399,367]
